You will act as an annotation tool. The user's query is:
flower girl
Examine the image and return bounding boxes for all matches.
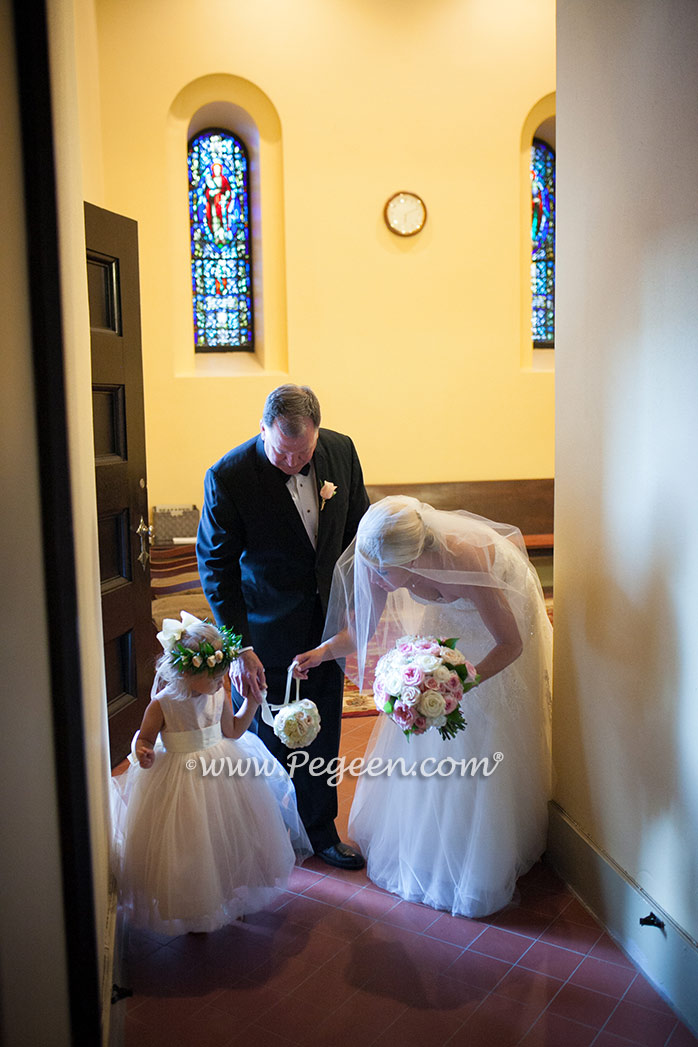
[111,612,311,936]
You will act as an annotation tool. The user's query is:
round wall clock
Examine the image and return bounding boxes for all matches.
[383,191,427,237]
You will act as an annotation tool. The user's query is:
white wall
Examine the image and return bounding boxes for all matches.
[554,0,698,1011]
[0,2,72,1042]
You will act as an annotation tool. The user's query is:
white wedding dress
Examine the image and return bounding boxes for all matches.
[110,686,311,935]
[348,537,552,918]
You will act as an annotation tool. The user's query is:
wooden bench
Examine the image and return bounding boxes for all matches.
[150,480,555,627]
[366,479,554,549]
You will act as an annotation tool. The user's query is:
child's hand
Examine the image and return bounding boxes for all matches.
[136,742,155,769]
[133,704,162,769]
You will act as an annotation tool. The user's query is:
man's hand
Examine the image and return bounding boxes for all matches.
[230,648,267,703]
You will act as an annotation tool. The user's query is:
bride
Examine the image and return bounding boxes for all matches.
[294,496,552,918]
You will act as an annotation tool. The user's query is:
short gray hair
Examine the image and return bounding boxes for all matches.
[262,384,321,436]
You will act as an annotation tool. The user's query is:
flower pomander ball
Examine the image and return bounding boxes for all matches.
[273,699,321,749]
[372,635,480,740]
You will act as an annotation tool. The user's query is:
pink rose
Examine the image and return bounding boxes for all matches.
[412,715,428,734]
[373,677,391,710]
[320,480,338,510]
[443,693,459,715]
[403,665,424,687]
[392,702,416,729]
[414,640,440,655]
[397,641,414,655]
[424,675,440,690]
[447,672,463,692]
[465,660,478,683]
[374,677,387,700]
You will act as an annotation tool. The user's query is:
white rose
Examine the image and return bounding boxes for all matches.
[415,654,440,672]
[385,670,403,695]
[417,690,446,718]
[432,665,451,682]
[283,722,303,745]
[276,710,304,744]
[274,702,321,748]
[399,685,421,707]
[191,654,202,667]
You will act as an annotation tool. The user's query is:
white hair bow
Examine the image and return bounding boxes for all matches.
[156,610,204,652]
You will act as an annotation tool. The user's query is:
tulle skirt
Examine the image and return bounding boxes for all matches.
[349,625,551,918]
[111,731,311,935]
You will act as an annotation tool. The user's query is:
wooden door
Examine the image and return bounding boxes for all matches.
[85,202,153,766]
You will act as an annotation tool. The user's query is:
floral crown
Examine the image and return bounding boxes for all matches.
[156,611,244,676]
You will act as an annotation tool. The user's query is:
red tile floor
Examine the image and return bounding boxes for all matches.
[120,716,697,1047]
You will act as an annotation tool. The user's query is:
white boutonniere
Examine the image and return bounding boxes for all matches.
[319,480,338,510]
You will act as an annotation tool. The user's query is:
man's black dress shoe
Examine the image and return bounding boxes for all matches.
[315,842,365,870]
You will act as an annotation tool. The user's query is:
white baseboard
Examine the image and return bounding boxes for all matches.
[546,801,698,1036]
[102,876,120,1047]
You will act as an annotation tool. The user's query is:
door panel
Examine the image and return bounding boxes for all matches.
[85,202,152,766]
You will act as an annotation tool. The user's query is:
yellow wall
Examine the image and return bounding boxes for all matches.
[89,0,555,508]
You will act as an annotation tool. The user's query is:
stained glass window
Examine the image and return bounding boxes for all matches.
[188,128,253,351]
[531,138,555,347]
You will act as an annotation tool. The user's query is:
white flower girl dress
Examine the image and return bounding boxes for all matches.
[111,683,311,935]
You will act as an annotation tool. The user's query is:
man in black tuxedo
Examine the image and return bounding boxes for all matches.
[197,385,370,868]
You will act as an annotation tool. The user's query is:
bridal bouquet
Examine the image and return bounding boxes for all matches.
[372,636,480,740]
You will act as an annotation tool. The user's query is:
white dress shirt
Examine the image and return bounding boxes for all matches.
[286,465,319,549]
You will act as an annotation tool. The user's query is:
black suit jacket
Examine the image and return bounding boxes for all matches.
[196,428,369,667]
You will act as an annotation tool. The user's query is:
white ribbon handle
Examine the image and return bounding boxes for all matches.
[260,662,300,727]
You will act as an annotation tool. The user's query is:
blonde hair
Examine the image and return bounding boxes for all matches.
[155,620,227,686]
[357,497,434,566]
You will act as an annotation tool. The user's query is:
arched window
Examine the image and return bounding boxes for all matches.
[188,128,253,352]
[531,138,555,347]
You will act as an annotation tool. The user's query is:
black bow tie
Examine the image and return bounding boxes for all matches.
[275,461,311,479]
